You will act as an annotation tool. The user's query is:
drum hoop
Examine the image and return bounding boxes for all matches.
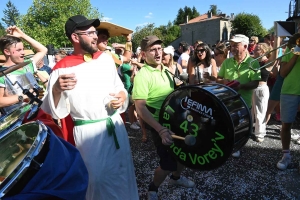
[0,104,32,138]
[0,121,49,198]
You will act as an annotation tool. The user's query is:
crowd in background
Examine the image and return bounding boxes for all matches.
[0,16,300,200]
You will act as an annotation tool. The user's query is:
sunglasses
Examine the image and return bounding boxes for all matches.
[195,49,206,54]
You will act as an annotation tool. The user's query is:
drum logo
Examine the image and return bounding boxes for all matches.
[180,96,213,118]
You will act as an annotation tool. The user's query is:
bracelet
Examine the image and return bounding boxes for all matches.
[43,80,48,84]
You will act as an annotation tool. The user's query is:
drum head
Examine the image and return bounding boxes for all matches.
[0,121,48,197]
[0,104,31,135]
[159,84,251,170]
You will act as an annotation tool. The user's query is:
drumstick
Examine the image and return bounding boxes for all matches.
[171,134,196,146]
[0,61,32,77]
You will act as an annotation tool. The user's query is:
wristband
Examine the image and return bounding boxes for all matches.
[43,80,48,84]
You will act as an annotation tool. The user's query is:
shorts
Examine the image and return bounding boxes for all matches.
[149,127,177,171]
[280,94,300,123]
[269,74,284,101]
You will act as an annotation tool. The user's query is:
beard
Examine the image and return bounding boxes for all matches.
[79,37,98,54]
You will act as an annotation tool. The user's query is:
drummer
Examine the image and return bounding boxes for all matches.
[0,26,48,115]
[132,35,195,200]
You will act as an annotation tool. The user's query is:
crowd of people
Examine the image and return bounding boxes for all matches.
[0,14,299,200]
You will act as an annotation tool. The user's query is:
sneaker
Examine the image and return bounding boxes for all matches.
[277,155,291,170]
[169,176,195,188]
[147,191,158,200]
[291,133,300,141]
[256,137,264,143]
[232,150,240,158]
[130,122,140,130]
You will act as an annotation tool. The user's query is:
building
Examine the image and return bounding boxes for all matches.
[171,11,234,48]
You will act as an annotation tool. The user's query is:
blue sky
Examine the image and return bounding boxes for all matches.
[0,0,290,32]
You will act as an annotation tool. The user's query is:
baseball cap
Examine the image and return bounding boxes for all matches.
[230,34,249,44]
[163,46,174,56]
[140,35,163,51]
[65,15,100,38]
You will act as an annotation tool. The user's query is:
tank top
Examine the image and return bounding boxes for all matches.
[195,64,212,82]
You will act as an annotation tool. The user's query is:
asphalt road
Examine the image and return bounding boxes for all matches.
[126,116,300,200]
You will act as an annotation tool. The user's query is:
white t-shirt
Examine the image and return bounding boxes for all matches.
[178,52,190,68]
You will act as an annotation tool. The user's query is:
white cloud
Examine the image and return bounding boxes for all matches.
[145,12,153,19]
[101,17,112,21]
[136,22,150,27]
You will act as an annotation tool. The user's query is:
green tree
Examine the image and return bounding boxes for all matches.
[231,12,267,38]
[18,0,101,49]
[109,35,126,47]
[155,21,181,46]
[2,0,20,27]
[174,6,200,25]
[132,23,157,51]
[0,23,5,37]
[268,26,275,34]
[210,5,221,16]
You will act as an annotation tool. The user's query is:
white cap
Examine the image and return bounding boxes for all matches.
[163,46,174,56]
[136,46,141,54]
[230,34,249,44]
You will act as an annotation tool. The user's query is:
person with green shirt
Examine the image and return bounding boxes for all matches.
[132,35,195,200]
[276,44,300,170]
[0,26,48,115]
[217,34,261,158]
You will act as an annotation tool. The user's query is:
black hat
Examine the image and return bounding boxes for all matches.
[65,15,100,38]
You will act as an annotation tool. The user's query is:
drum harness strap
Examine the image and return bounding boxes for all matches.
[73,110,120,149]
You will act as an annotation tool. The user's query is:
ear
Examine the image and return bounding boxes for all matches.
[71,33,80,44]
[141,51,146,60]
[3,48,10,56]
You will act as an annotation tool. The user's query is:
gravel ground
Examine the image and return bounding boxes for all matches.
[126,115,300,200]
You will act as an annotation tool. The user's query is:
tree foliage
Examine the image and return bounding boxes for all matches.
[131,22,181,52]
[0,23,5,37]
[268,26,275,34]
[2,0,20,27]
[132,23,156,51]
[174,6,200,25]
[17,0,101,49]
[210,5,221,16]
[231,12,267,38]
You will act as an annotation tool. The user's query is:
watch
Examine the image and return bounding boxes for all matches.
[18,95,24,103]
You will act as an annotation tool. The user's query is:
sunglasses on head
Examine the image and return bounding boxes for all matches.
[196,49,206,53]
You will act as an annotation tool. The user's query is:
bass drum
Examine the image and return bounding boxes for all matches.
[0,104,31,137]
[159,83,252,170]
[0,121,88,199]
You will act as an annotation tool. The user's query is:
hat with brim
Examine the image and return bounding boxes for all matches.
[163,46,174,56]
[230,34,249,44]
[96,21,133,37]
[140,36,163,51]
[65,15,100,38]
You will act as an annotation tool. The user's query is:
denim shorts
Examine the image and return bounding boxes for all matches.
[280,94,300,123]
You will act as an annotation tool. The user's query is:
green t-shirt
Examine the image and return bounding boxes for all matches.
[218,55,261,108]
[281,47,300,95]
[121,63,132,91]
[0,61,34,87]
[132,64,174,121]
